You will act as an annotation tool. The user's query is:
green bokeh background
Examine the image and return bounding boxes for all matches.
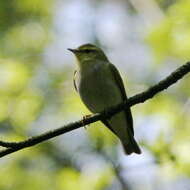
[0,0,190,189]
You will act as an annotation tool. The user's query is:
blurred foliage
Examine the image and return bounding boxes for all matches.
[0,0,190,189]
[157,0,177,10]
[56,167,113,190]
[145,0,190,180]
[148,0,190,62]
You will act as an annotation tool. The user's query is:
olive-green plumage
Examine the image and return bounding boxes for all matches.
[68,43,141,155]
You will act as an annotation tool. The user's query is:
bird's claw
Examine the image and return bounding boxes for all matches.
[82,114,92,129]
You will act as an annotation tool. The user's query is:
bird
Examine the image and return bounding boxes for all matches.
[68,43,141,155]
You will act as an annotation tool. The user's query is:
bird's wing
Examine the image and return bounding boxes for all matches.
[101,119,117,135]
[73,70,78,92]
[108,63,134,135]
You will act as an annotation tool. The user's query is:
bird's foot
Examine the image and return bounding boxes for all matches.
[82,114,92,129]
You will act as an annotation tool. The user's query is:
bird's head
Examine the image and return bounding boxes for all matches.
[68,44,108,64]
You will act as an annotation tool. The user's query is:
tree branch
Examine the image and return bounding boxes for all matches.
[0,62,190,158]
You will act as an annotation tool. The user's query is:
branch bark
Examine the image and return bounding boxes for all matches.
[0,62,190,158]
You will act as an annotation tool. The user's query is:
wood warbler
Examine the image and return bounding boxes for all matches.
[68,44,141,155]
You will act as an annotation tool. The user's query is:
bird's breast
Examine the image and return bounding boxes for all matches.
[78,63,122,113]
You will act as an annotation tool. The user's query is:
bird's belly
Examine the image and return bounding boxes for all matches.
[79,73,122,113]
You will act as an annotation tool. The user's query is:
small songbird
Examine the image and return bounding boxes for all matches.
[68,44,141,155]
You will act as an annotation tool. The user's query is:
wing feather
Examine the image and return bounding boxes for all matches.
[108,63,134,135]
[73,70,78,92]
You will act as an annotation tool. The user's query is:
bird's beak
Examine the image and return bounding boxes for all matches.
[67,48,79,53]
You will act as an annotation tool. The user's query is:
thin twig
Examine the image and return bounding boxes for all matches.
[0,62,189,158]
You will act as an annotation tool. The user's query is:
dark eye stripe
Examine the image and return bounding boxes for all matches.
[79,48,97,53]
[83,49,91,53]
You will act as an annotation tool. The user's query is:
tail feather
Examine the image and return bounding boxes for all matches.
[122,135,141,155]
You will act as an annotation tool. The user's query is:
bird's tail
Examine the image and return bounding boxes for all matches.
[121,132,141,155]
